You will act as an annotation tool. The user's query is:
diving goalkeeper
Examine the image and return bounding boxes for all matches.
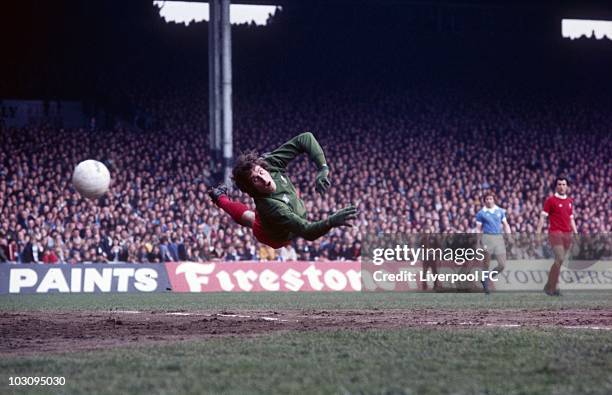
[209,132,357,248]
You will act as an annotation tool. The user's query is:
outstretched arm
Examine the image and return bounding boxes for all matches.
[271,205,357,242]
[264,132,327,171]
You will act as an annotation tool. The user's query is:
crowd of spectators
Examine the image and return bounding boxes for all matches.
[2,0,611,265]
[1,82,609,264]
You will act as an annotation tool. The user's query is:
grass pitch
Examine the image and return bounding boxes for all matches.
[2,291,611,311]
[2,292,611,395]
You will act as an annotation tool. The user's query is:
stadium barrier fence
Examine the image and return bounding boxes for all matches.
[1,260,611,294]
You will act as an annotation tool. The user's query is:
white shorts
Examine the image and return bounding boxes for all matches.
[482,234,506,257]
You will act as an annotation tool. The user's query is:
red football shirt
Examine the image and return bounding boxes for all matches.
[542,194,574,233]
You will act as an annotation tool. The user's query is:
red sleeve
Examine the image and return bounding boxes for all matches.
[543,197,552,214]
[569,198,574,217]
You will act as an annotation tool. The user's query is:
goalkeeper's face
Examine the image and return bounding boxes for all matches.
[250,165,277,195]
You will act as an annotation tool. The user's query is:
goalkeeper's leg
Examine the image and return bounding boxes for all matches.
[208,186,255,227]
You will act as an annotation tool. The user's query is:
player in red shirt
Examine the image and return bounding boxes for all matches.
[536,176,578,296]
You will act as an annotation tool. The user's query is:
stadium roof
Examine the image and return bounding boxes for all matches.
[168,0,612,19]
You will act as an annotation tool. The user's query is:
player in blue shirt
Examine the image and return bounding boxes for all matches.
[476,192,512,294]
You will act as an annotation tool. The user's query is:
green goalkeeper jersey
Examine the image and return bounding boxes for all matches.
[254,132,332,242]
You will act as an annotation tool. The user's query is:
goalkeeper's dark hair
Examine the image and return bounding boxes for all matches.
[232,151,269,196]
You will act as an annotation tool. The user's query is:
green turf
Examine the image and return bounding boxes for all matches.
[1,291,611,312]
[2,328,612,395]
[2,292,611,395]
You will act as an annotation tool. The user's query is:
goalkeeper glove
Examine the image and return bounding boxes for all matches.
[328,205,357,228]
[315,164,331,195]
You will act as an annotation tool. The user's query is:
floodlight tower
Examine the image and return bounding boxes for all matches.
[208,0,233,184]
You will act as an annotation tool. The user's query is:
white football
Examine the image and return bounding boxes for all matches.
[72,160,111,199]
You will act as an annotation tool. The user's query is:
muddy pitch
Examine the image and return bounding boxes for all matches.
[2,308,611,356]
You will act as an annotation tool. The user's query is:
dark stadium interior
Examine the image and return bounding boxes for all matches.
[0,0,610,264]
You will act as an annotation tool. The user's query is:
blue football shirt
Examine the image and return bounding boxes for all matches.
[476,206,506,234]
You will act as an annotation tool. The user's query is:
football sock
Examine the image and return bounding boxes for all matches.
[545,262,561,292]
[550,262,562,290]
[216,195,249,224]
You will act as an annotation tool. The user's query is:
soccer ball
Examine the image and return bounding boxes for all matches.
[72,160,111,199]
